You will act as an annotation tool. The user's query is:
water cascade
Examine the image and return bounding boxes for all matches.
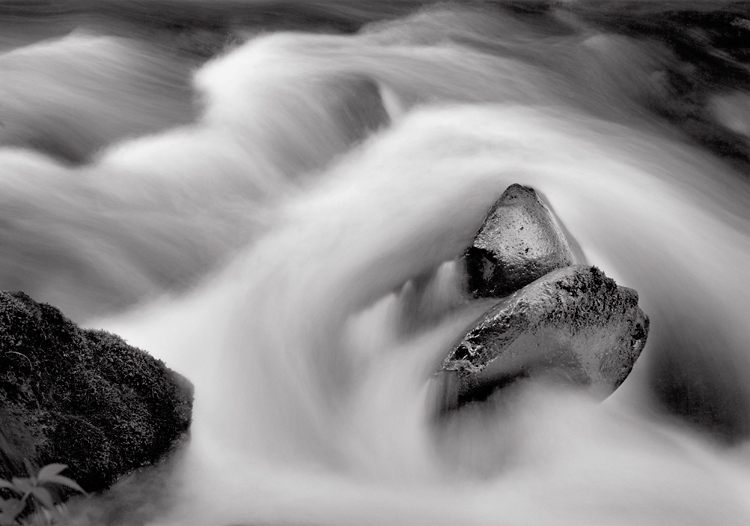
[2,2,750,525]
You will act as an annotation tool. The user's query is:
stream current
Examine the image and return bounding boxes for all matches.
[2,2,750,525]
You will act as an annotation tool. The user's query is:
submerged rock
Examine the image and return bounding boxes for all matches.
[0,292,192,493]
[439,266,649,410]
[464,184,577,298]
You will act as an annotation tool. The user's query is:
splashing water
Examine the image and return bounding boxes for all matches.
[2,2,750,525]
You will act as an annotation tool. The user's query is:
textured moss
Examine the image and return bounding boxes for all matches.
[0,291,192,493]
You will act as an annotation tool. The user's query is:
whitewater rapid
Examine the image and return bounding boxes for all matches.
[2,3,750,525]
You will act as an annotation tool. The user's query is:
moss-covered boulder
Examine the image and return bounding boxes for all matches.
[0,291,192,493]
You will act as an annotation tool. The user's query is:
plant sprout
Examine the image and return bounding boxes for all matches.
[0,464,86,526]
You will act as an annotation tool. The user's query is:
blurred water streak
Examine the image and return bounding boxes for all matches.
[1,2,750,525]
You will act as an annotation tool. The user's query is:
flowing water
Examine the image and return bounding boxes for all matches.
[2,1,750,525]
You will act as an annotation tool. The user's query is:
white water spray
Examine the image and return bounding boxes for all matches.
[2,3,750,525]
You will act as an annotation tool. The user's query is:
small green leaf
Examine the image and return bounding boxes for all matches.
[0,481,20,495]
[36,465,67,484]
[9,479,32,494]
[39,475,86,496]
[0,497,22,513]
[0,497,25,524]
[29,487,54,510]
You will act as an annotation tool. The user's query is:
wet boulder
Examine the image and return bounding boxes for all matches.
[463,184,578,298]
[438,266,649,410]
[0,291,192,493]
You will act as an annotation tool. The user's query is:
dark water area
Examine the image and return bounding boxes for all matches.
[1,1,750,525]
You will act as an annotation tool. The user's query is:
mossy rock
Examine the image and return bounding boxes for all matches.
[0,291,192,493]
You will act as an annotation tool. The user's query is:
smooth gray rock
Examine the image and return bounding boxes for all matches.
[439,266,649,410]
[463,184,577,298]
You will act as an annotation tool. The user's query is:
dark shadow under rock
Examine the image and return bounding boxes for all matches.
[0,291,192,494]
